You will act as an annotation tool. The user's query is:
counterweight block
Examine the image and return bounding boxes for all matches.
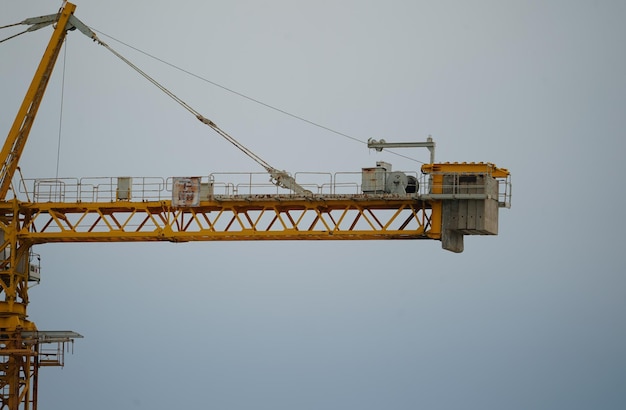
[441,173,500,253]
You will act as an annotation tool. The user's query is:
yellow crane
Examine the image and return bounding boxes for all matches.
[0,3,511,409]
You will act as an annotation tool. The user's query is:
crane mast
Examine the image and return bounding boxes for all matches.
[0,4,80,409]
[0,3,511,409]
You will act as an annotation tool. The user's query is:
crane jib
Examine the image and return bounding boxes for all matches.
[0,2,511,409]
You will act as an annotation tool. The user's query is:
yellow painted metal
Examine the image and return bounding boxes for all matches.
[0,3,76,201]
[12,197,433,243]
[0,199,39,410]
[421,162,510,178]
[0,0,511,407]
[0,3,77,409]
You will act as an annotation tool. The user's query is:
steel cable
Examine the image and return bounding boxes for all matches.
[93,38,316,194]
[0,22,22,30]
[90,29,424,165]
[97,40,276,172]
[0,29,29,44]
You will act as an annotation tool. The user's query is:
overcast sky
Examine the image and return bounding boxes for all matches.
[1,1,625,409]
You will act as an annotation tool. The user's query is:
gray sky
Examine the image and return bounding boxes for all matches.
[2,1,625,409]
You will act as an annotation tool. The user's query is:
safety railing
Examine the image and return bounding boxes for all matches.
[18,170,511,206]
[25,177,169,203]
[421,172,512,208]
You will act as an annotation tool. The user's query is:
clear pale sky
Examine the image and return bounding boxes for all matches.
[1,1,625,409]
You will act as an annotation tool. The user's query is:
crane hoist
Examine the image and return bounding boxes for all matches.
[0,3,511,409]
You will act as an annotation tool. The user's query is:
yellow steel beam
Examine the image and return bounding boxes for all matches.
[13,197,435,243]
[0,4,77,408]
[421,162,510,178]
[0,3,76,201]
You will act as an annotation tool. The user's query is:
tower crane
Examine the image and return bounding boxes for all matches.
[0,3,511,409]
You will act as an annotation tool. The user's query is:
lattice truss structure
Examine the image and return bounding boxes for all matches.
[0,330,78,410]
[0,2,511,408]
[17,198,434,244]
[0,333,35,410]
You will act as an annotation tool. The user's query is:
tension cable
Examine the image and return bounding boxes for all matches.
[0,14,58,44]
[67,17,310,196]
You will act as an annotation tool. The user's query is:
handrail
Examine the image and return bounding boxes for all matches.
[17,169,511,206]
